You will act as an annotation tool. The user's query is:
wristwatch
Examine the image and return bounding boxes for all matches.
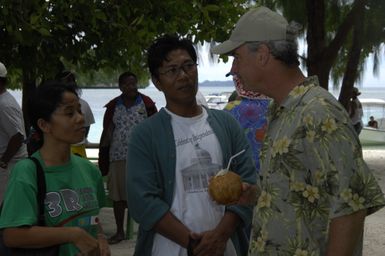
[0,160,8,169]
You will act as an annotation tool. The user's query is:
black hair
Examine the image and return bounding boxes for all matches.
[55,70,76,83]
[30,80,79,135]
[118,71,137,86]
[147,35,197,79]
[54,70,83,97]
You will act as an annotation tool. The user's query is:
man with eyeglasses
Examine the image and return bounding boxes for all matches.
[126,35,256,256]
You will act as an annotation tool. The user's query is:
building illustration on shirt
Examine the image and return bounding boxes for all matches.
[181,144,221,193]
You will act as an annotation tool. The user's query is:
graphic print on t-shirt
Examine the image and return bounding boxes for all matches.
[152,108,237,256]
[180,143,221,193]
[45,186,98,218]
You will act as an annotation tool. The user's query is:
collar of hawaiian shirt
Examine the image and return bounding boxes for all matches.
[269,76,319,119]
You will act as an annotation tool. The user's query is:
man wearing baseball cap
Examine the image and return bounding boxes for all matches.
[212,7,384,255]
[0,61,28,203]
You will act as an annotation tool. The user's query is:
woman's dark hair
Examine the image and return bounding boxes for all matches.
[55,70,82,96]
[55,70,76,82]
[30,80,78,135]
[147,35,197,79]
[118,71,137,86]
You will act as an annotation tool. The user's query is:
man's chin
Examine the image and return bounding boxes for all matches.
[242,82,254,91]
[243,82,262,93]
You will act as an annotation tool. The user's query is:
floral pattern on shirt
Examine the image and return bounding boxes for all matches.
[110,96,147,161]
[249,76,385,256]
[224,98,270,171]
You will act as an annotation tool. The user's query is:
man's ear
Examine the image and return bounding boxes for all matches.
[257,44,270,66]
[37,118,50,134]
[151,75,162,92]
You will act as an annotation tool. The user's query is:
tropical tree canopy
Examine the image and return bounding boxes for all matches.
[1,0,384,125]
[0,0,248,88]
[256,0,385,107]
[0,0,248,130]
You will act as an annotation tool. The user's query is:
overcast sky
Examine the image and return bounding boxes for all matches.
[198,42,385,87]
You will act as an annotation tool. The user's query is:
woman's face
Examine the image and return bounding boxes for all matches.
[41,91,85,145]
[119,76,138,99]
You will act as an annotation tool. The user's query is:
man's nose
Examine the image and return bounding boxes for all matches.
[230,61,237,75]
[176,67,189,79]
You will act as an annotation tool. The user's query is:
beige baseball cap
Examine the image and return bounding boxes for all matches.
[211,6,288,55]
[0,61,7,78]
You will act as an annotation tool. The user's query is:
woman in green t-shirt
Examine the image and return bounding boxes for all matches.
[0,81,110,255]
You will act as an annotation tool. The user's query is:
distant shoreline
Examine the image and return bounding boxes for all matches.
[79,82,385,90]
[79,80,235,89]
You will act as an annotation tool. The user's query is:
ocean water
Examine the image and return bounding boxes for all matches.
[9,85,385,144]
[9,85,233,143]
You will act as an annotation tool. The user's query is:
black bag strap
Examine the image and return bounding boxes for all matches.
[29,157,47,226]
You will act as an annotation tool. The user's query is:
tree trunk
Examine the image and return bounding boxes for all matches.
[338,6,364,111]
[21,71,36,137]
[20,46,37,137]
[306,0,326,81]
[306,0,334,90]
[306,0,367,91]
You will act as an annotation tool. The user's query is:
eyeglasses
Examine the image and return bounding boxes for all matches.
[158,62,198,79]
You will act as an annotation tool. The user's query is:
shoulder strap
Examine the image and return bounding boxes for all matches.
[0,158,47,226]
[29,157,47,226]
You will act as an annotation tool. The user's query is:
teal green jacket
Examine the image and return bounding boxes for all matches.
[126,107,257,256]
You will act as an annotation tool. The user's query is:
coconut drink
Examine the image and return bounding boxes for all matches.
[208,169,242,204]
[208,150,245,205]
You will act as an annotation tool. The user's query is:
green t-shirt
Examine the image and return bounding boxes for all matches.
[0,152,106,255]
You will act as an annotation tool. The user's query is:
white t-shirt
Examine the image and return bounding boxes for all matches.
[152,107,236,256]
[350,98,363,125]
[0,90,27,202]
[80,98,95,127]
[0,91,27,161]
[73,98,95,145]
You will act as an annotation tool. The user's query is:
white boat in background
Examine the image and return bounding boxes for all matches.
[205,92,232,110]
[359,98,385,145]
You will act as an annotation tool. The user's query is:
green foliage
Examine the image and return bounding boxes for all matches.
[2,0,383,91]
[0,0,249,88]
[329,0,385,88]
[254,0,385,90]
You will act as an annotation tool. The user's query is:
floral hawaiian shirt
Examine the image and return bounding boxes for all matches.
[224,98,270,171]
[249,76,385,256]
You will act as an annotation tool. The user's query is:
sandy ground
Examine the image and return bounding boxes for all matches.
[99,208,136,255]
[100,149,385,256]
[361,149,385,256]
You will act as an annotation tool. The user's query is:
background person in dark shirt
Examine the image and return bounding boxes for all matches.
[368,116,378,128]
